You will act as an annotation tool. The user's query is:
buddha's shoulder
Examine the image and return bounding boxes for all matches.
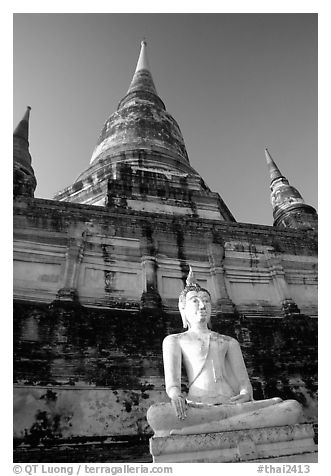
[162,332,186,345]
[210,331,236,343]
[164,331,237,341]
[163,331,200,345]
[163,332,238,345]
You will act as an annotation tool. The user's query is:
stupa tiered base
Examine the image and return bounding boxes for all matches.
[149,423,316,463]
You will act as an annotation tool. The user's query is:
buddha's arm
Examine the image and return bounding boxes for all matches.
[227,338,253,400]
[162,335,183,399]
[162,335,187,419]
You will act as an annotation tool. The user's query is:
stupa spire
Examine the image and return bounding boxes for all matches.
[135,40,150,73]
[124,39,158,100]
[265,148,317,230]
[14,106,31,144]
[53,41,235,224]
[265,147,284,183]
[13,106,37,198]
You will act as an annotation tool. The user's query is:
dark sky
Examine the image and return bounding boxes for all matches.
[13,13,317,226]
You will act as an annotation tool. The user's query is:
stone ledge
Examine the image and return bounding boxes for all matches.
[149,423,316,463]
[13,197,318,238]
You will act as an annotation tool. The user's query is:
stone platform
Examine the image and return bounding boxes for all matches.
[149,423,316,463]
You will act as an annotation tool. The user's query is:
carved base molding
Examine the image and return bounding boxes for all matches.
[149,423,316,463]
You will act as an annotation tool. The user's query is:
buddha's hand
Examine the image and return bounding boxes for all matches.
[171,395,187,420]
[229,391,251,404]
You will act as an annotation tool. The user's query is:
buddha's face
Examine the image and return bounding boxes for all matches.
[183,290,212,327]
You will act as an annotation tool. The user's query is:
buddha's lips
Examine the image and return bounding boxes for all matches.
[197,314,207,321]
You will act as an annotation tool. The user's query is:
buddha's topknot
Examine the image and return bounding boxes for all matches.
[178,266,211,308]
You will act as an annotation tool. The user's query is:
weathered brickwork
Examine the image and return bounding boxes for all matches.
[13,301,317,460]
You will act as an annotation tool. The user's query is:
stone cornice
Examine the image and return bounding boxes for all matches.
[14,197,318,246]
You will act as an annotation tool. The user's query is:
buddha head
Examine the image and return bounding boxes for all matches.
[178,267,212,329]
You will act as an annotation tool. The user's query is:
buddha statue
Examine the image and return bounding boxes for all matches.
[147,267,303,437]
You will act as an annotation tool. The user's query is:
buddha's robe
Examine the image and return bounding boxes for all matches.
[164,331,253,404]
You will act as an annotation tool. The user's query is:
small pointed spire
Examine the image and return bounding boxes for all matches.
[14,106,31,142]
[125,40,158,98]
[264,147,317,230]
[13,106,36,198]
[135,39,150,73]
[265,147,284,183]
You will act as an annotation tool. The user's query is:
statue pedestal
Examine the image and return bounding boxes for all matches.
[149,423,316,463]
